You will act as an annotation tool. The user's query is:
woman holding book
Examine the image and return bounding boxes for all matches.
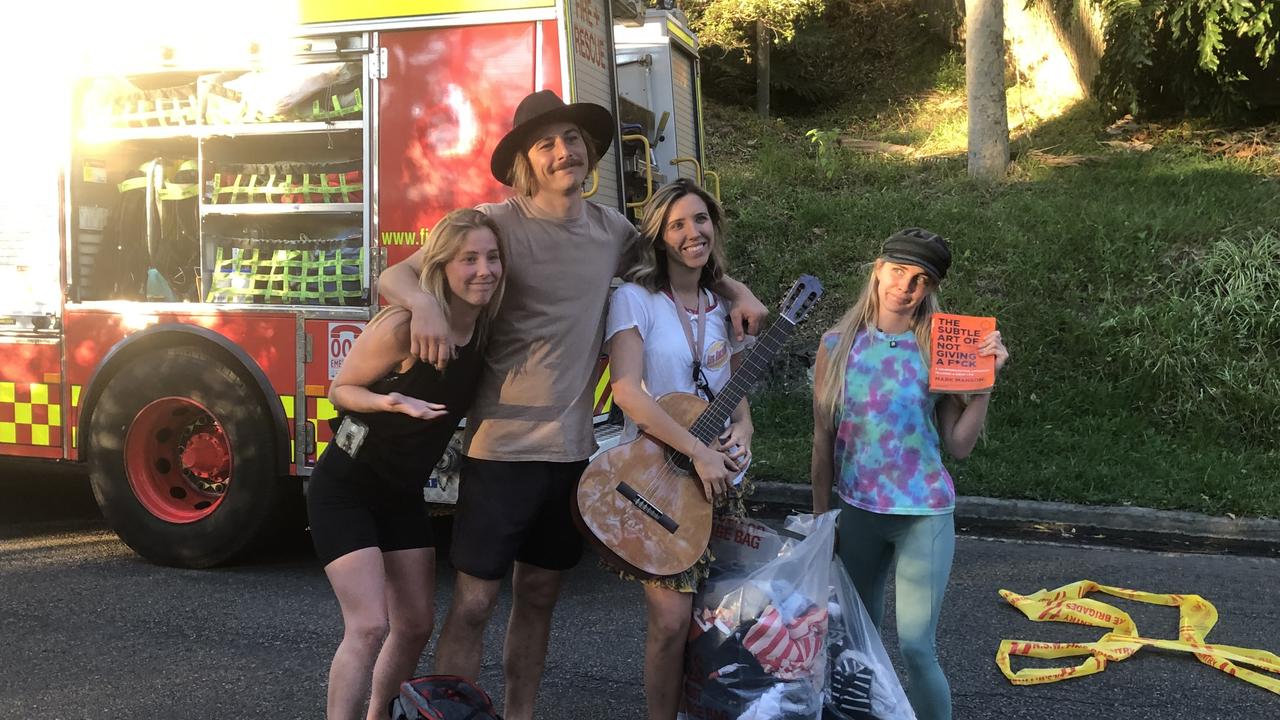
[606,178,752,720]
[810,228,1008,720]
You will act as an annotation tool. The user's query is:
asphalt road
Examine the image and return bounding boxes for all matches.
[1,463,1277,719]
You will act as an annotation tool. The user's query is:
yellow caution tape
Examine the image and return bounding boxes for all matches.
[996,580,1280,695]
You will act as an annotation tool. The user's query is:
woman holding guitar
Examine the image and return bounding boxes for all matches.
[604,178,753,720]
[810,229,1009,720]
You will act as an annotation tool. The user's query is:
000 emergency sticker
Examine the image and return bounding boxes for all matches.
[327,323,363,379]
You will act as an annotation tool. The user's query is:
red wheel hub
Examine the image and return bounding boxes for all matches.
[181,431,231,481]
[125,397,233,524]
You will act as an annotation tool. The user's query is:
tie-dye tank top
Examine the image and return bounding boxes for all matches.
[826,328,955,515]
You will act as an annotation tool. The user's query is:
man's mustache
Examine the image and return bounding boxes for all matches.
[551,158,584,171]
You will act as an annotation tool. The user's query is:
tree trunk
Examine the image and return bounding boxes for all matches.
[966,0,1009,179]
[756,19,771,118]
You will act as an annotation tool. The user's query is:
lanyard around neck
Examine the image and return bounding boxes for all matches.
[668,287,714,400]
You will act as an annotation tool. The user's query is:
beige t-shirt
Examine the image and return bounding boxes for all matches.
[464,196,640,462]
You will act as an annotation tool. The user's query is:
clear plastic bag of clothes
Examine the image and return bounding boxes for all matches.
[825,559,915,720]
[681,512,838,720]
[680,512,916,720]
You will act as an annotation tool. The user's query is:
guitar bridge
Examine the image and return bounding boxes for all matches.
[615,482,680,534]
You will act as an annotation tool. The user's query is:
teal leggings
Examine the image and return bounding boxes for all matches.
[835,499,955,720]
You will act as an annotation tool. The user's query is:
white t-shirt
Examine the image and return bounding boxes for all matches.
[604,282,749,445]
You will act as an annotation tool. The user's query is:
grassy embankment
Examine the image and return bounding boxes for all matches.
[711,63,1280,518]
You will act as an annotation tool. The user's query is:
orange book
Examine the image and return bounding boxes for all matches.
[929,313,997,393]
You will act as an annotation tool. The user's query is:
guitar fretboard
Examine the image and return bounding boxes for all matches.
[686,315,797,446]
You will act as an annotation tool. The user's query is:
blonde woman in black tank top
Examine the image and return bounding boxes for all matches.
[307,209,506,720]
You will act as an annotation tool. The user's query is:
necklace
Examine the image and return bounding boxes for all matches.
[877,327,906,349]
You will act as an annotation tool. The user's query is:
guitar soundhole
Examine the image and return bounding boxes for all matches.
[671,451,693,473]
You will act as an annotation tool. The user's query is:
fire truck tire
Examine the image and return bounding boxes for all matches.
[87,345,284,568]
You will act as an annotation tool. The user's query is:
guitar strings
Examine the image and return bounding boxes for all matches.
[631,319,795,513]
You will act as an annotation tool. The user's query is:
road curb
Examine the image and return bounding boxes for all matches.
[750,481,1280,549]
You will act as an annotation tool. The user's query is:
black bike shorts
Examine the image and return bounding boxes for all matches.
[306,446,435,567]
[449,457,588,580]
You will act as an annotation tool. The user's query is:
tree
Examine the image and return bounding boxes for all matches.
[966,0,1009,179]
[755,19,770,118]
[683,0,824,117]
[1082,0,1280,118]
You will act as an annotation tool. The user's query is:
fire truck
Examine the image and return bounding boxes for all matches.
[0,0,711,568]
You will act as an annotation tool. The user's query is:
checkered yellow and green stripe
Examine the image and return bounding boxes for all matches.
[70,384,82,448]
[305,384,338,460]
[0,379,63,447]
[280,394,296,462]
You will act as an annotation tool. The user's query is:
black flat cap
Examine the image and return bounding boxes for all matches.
[881,228,951,281]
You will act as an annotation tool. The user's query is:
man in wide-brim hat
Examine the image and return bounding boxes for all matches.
[377,89,767,720]
[488,89,615,196]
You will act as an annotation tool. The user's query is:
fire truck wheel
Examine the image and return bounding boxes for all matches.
[87,345,284,568]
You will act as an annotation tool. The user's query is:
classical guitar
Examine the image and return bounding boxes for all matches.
[574,275,823,578]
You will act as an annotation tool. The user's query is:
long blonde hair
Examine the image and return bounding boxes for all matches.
[625,178,729,292]
[368,208,507,345]
[814,259,941,424]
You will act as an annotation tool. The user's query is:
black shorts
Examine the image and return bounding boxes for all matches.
[306,446,435,567]
[449,457,588,580]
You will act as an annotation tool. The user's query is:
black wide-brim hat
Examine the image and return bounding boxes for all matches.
[489,90,616,185]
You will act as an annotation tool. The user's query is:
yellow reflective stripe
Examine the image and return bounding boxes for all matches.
[72,385,82,407]
[0,423,14,443]
[49,405,61,427]
[593,364,610,408]
[118,177,148,193]
[0,382,13,403]
[157,182,198,201]
[666,18,696,50]
[280,395,298,464]
[31,425,49,446]
[29,383,48,405]
[298,0,553,24]
[316,398,337,420]
[15,403,31,424]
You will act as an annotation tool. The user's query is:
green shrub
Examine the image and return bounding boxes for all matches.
[1064,0,1280,118]
[933,51,966,93]
[686,0,942,113]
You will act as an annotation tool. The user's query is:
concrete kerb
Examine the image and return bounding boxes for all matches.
[750,481,1280,551]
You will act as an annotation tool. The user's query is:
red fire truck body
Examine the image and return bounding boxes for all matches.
[0,0,708,567]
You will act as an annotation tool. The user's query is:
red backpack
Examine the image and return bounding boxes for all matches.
[388,674,502,720]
